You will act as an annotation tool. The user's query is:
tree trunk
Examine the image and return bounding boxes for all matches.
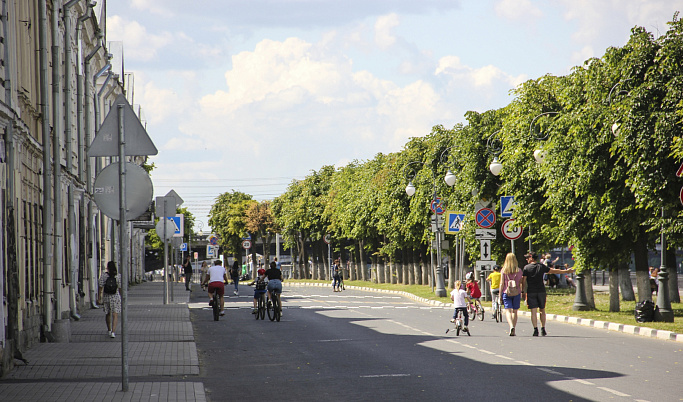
[619,263,635,301]
[413,251,421,285]
[633,233,651,302]
[408,249,415,285]
[608,265,620,312]
[377,255,384,283]
[584,268,595,309]
[359,240,367,281]
[448,253,455,290]
[666,247,680,303]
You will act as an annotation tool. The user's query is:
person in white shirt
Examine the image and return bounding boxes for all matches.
[450,280,470,331]
[202,260,229,316]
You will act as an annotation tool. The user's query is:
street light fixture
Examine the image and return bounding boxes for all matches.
[487,132,503,176]
[530,111,559,164]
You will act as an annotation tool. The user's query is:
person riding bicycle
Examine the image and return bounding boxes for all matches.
[450,280,470,332]
[202,260,229,316]
[248,268,267,314]
[332,259,342,292]
[486,265,502,319]
[265,261,283,316]
[465,272,482,310]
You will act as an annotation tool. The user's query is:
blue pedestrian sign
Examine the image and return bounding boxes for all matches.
[445,211,466,234]
[179,243,188,252]
[500,196,518,218]
[168,216,183,237]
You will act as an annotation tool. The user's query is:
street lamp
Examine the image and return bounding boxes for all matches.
[487,132,503,176]
[608,79,631,137]
[403,151,456,298]
[530,111,559,164]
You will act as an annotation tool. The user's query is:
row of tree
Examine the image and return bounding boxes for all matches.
[192,18,683,312]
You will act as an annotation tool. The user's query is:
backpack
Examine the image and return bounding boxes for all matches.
[255,279,267,290]
[506,274,519,297]
[103,274,118,295]
[231,264,240,277]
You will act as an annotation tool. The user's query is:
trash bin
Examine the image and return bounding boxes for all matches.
[479,269,491,302]
[635,300,656,322]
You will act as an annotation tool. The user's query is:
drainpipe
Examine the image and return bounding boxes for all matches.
[83,29,102,309]
[52,0,64,322]
[64,0,81,321]
[39,0,54,337]
[96,63,113,275]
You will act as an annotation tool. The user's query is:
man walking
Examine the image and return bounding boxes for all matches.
[183,256,193,291]
[521,252,574,336]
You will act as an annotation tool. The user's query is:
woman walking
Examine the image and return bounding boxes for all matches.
[97,261,122,338]
[500,253,523,336]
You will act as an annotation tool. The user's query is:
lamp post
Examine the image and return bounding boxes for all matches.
[655,207,674,321]
[403,151,456,298]
[530,111,559,164]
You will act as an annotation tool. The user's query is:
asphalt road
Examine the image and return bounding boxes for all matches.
[189,284,681,402]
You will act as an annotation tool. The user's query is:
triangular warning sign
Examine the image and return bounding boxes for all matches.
[87,94,158,157]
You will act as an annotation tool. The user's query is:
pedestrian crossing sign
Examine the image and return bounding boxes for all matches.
[445,211,466,234]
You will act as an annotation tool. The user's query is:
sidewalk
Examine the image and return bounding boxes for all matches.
[0,281,206,402]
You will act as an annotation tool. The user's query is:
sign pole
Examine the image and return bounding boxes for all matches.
[116,104,130,392]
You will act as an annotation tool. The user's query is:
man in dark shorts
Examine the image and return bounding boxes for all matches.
[202,260,229,316]
[522,252,574,336]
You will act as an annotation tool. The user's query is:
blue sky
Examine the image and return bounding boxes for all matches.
[106,0,683,231]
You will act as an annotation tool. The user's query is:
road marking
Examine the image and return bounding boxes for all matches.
[495,355,514,360]
[566,377,594,385]
[360,374,410,378]
[537,367,564,376]
[317,339,352,342]
[597,387,630,397]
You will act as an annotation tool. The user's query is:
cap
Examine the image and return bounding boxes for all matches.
[257,268,266,275]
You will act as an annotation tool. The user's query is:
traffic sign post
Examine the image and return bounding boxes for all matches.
[500,196,517,218]
[502,218,523,253]
[445,211,465,234]
[475,208,496,228]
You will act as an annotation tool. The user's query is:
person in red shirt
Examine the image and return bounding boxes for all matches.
[466,272,482,299]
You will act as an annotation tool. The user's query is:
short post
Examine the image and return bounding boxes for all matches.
[572,272,590,311]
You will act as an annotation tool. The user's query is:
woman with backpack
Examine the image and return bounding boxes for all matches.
[97,261,121,338]
[500,253,523,336]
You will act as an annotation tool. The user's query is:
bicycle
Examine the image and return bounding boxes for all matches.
[267,291,281,322]
[492,295,503,323]
[212,290,220,321]
[256,291,266,320]
[446,309,470,336]
[468,298,485,321]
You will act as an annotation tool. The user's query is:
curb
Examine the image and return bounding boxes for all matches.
[284,282,682,343]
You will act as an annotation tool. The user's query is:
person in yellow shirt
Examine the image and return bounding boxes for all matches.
[486,265,502,320]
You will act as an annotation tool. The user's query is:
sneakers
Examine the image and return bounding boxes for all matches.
[234,290,238,295]
[107,330,112,337]
[509,327,515,336]
[252,308,257,314]
[541,327,547,336]
[450,318,456,323]
[533,327,539,337]
[209,300,214,307]
[110,332,116,338]
[219,311,225,316]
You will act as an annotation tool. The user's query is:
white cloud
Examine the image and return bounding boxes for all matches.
[131,0,174,17]
[374,14,400,48]
[106,16,174,61]
[435,55,526,88]
[494,0,543,20]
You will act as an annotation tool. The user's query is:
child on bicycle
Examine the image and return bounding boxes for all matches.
[466,272,482,311]
[450,280,470,331]
[248,268,267,314]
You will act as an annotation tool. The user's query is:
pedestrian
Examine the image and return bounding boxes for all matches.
[183,256,193,291]
[231,260,241,295]
[200,261,209,290]
[332,259,342,292]
[522,251,574,336]
[500,253,523,336]
[97,261,122,338]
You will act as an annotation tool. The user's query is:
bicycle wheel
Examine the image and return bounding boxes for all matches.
[267,295,276,321]
[477,303,485,321]
[494,303,500,322]
[255,293,261,320]
[455,323,460,336]
[497,307,503,323]
[274,294,281,322]
[259,294,266,320]
[467,304,475,318]
[213,294,220,321]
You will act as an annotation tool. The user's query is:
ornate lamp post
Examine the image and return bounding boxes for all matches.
[403,149,457,298]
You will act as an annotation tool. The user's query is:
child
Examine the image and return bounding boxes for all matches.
[466,272,482,300]
[248,268,267,314]
[450,280,470,331]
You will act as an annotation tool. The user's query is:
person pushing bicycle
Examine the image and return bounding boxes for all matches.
[202,260,229,316]
[265,261,283,316]
[248,268,267,314]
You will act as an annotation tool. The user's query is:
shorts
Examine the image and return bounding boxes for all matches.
[253,289,266,299]
[526,292,547,309]
[502,292,521,310]
[208,282,225,296]
[267,279,282,294]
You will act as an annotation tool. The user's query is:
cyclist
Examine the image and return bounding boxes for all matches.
[202,260,229,316]
[248,268,267,314]
[332,259,342,292]
[450,280,470,331]
[486,265,502,319]
[265,261,284,316]
[465,272,482,313]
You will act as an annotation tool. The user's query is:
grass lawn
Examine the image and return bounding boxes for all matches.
[287,279,683,334]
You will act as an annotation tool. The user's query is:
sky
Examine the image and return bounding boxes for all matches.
[106,0,683,232]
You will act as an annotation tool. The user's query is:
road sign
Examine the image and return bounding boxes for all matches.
[501,219,523,240]
[445,211,465,234]
[179,243,187,252]
[93,162,153,221]
[207,245,218,258]
[170,215,184,237]
[88,94,158,157]
[500,196,518,218]
[475,228,496,240]
[242,239,252,249]
[155,219,173,241]
[430,214,444,225]
[479,239,492,260]
[430,197,445,215]
[475,208,496,228]
[323,234,331,244]
[680,187,683,206]
[475,260,495,272]
[208,234,218,246]
[194,252,198,259]
[677,162,683,177]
